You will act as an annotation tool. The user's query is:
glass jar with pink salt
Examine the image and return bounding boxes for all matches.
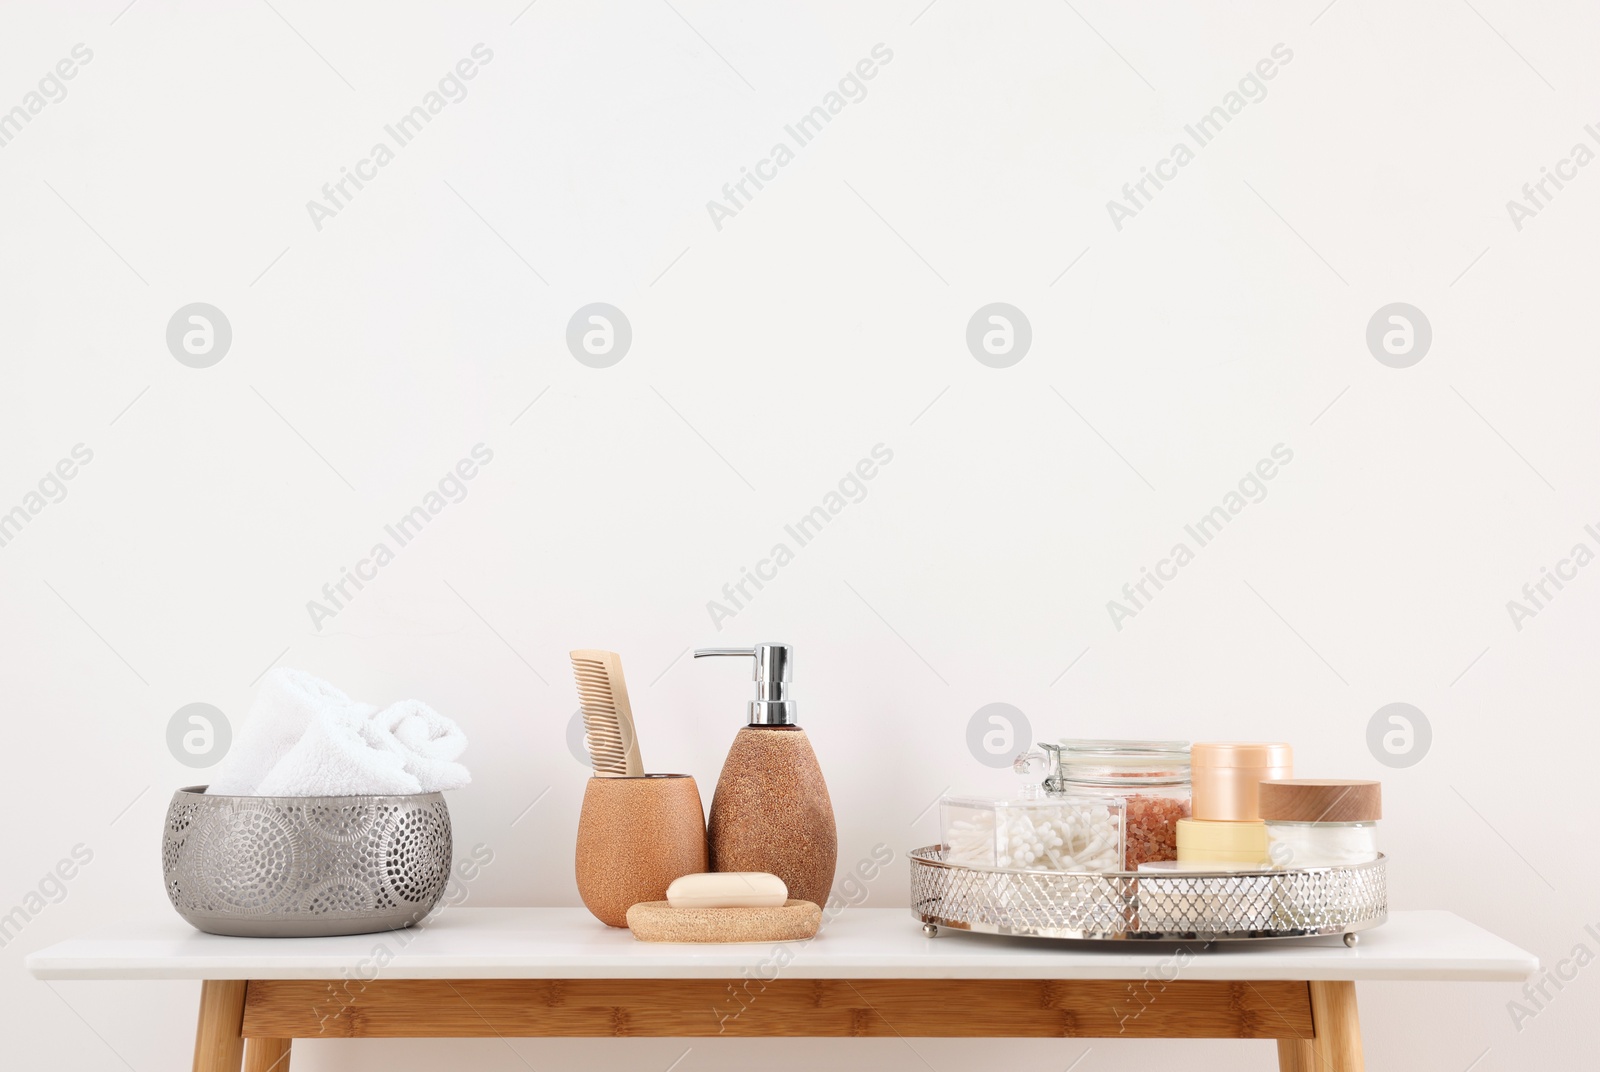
[1040,740,1191,870]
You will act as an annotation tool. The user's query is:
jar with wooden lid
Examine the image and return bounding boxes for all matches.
[1259,779,1381,868]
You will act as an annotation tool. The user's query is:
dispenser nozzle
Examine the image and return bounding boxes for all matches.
[693,642,796,726]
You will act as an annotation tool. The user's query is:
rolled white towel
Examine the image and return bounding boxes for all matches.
[206,669,357,795]
[255,703,422,797]
[203,669,471,796]
[364,700,471,792]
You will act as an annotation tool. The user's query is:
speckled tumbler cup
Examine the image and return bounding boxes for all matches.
[575,774,708,928]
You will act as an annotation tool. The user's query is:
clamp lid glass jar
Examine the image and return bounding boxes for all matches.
[1039,740,1191,869]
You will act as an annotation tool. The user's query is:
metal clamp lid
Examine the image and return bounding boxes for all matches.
[693,642,795,726]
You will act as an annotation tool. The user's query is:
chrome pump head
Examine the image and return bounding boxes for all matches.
[693,642,795,726]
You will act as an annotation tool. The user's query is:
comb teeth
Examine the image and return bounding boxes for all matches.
[570,651,641,776]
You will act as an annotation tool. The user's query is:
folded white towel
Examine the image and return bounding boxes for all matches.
[255,702,422,797]
[364,699,472,792]
[205,669,471,796]
[207,670,356,795]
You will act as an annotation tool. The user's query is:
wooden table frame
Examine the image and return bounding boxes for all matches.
[36,910,1527,1072]
[192,975,1363,1071]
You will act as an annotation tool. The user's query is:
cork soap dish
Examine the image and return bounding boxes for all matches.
[626,899,822,943]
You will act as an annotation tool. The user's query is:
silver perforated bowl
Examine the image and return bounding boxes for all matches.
[162,785,452,937]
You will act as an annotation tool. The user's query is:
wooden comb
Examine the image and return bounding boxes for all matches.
[569,649,644,776]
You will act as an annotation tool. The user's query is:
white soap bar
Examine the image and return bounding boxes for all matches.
[666,872,787,909]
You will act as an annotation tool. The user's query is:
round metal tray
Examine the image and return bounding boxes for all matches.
[909,845,1387,942]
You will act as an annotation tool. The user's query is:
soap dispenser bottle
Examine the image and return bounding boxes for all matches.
[694,643,837,906]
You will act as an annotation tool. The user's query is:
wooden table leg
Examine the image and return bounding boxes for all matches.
[244,1037,292,1072]
[1279,981,1363,1071]
[192,980,247,1072]
[1277,1038,1316,1071]
[1308,981,1363,1071]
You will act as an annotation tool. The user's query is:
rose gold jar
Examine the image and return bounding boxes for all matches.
[1190,742,1292,821]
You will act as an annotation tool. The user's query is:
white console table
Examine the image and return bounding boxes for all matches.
[28,908,1536,1072]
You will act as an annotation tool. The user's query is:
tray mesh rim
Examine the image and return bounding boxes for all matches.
[909,844,1387,941]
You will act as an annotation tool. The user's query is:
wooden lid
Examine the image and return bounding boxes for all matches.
[1257,779,1381,822]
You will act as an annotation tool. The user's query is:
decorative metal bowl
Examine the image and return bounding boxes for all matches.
[163,785,452,937]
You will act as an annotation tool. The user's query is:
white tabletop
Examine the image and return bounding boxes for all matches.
[26,908,1536,983]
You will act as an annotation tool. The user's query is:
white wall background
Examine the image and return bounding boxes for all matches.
[2,0,1596,1068]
